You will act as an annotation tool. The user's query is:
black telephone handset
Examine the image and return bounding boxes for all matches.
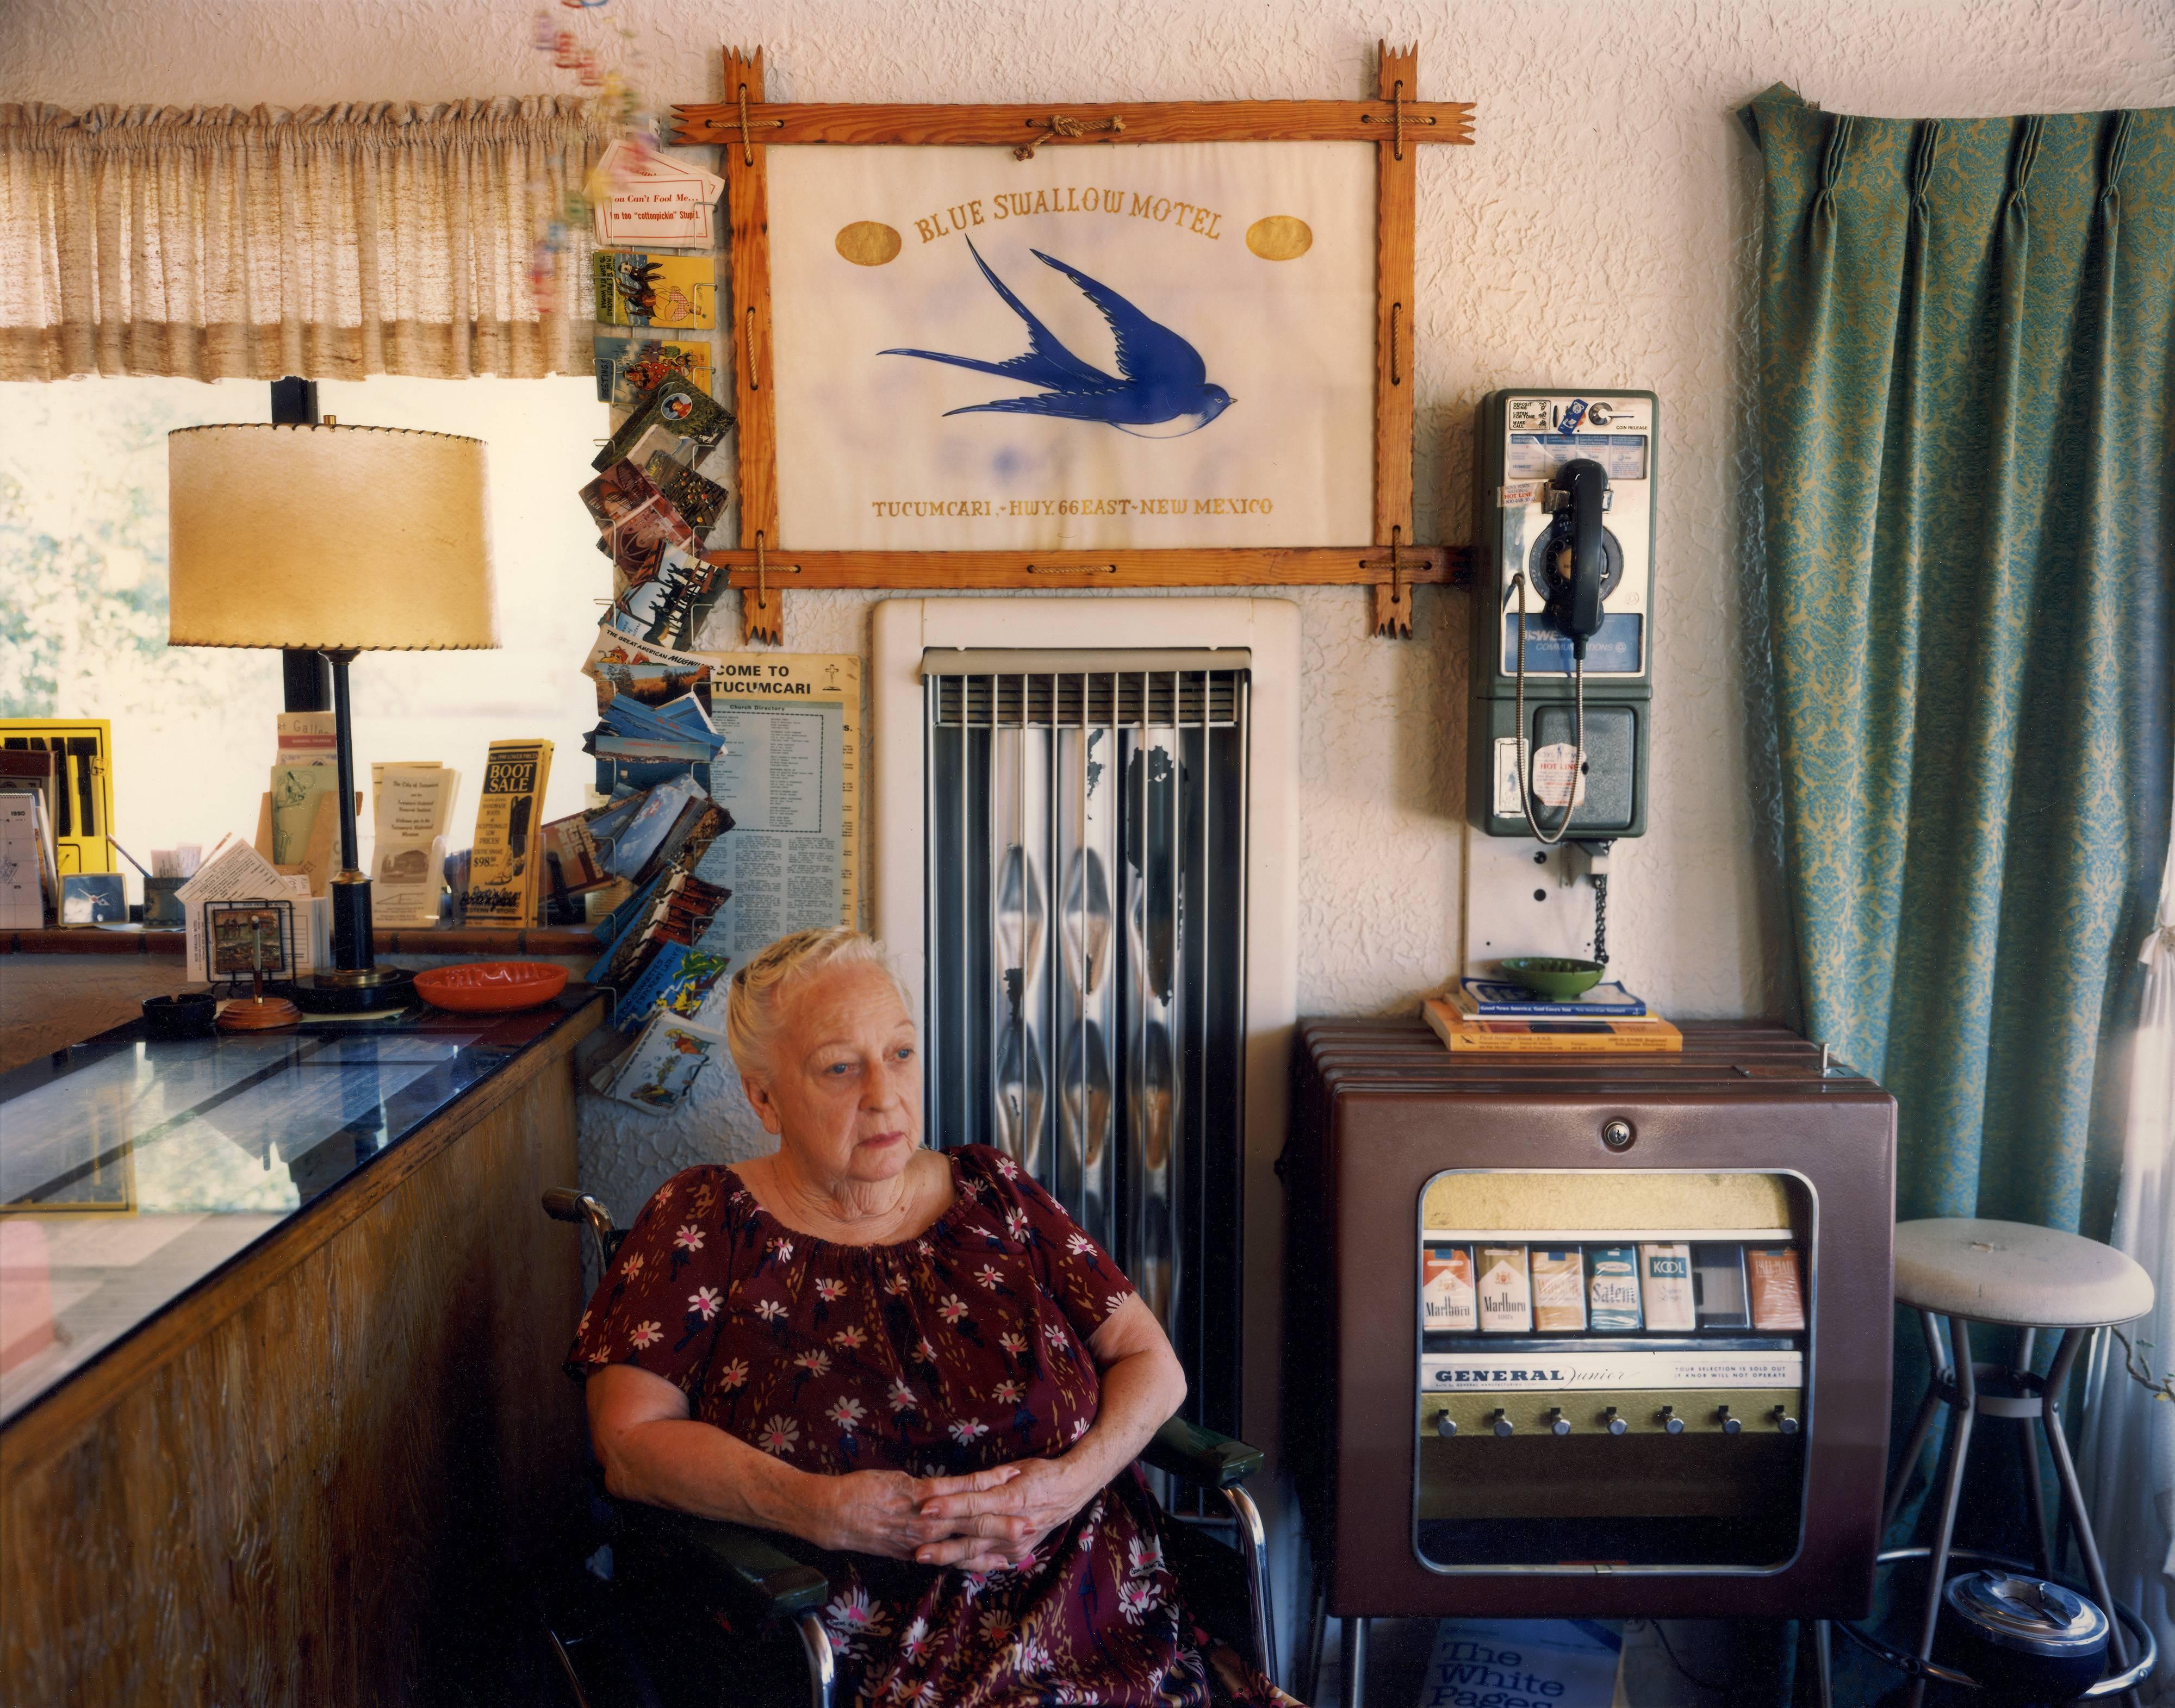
[1512,454,1617,846]
[1545,457,1611,657]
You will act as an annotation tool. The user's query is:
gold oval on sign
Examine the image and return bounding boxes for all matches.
[835,221,903,266]
[1246,215,1313,261]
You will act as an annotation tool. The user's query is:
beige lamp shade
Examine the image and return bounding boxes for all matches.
[168,423,499,650]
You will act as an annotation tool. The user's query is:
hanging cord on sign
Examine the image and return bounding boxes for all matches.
[1589,851,1612,969]
[1509,568,1584,846]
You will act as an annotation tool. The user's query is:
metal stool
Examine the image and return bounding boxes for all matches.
[1837,1218,2155,1708]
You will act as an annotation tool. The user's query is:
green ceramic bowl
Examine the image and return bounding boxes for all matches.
[1498,957,1606,1000]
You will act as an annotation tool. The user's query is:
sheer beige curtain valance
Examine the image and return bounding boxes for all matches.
[0,98,612,382]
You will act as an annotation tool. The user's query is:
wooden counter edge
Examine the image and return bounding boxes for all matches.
[0,995,605,1479]
[2,927,600,957]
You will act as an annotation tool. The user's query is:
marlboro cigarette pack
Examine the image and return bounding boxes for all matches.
[1530,1248,1588,1332]
[1422,1244,1476,1332]
[1477,1245,1533,1333]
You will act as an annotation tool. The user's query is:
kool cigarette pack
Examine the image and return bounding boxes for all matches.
[1638,1242,1696,1332]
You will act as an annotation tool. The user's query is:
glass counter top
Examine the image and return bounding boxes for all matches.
[0,992,597,1426]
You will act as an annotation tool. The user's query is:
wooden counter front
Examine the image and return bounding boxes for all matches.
[0,996,604,1705]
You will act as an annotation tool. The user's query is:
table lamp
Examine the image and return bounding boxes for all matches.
[167,421,498,1011]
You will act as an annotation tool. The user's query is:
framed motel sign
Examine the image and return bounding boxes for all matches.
[670,45,1472,640]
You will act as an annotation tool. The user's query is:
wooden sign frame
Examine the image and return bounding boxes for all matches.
[672,43,1473,642]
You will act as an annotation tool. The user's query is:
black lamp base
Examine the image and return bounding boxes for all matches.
[287,966,418,1014]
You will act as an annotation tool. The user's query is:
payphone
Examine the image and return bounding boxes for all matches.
[1466,390,1657,843]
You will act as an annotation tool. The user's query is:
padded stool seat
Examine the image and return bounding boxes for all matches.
[1895,1217,2154,1328]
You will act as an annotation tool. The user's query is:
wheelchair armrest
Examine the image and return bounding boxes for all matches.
[612,1499,830,1623]
[1141,1414,1266,1489]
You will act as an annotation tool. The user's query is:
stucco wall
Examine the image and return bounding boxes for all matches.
[7,0,2171,1222]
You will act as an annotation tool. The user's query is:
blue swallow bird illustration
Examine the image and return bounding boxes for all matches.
[882,237,1235,438]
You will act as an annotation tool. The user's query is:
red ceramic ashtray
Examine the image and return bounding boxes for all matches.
[412,961,569,1014]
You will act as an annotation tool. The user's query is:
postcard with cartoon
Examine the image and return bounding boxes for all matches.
[594,251,719,332]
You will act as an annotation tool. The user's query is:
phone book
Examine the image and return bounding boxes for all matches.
[1452,976,1648,1018]
[1422,998,1682,1054]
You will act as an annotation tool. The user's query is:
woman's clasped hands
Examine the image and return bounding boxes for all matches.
[801,1456,1095,1575]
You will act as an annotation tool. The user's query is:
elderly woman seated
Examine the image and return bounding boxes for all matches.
[570,927,1297,1707]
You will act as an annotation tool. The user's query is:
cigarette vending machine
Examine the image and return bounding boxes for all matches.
[1284,1019,1896,1626]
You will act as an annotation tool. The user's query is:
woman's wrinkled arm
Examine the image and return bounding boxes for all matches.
[588,1363,1021,1558]
[912,1294,1186,1569]
[1060,1293,1189,1491]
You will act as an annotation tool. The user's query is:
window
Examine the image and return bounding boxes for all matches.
[0,376,608,889]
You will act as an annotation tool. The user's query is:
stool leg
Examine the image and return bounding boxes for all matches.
[1909,1316,1978,1708]
[1883,1386,1948,1540]
[1811,1619,1835,1708]
[2039,1328,2135,1683]
[1882,1310,1952,1539]
[2009,1328,2054,1578]
[2015,1414,2053,1579]
[1300,1563,1328,1708]
[1339,1615,1368,1708]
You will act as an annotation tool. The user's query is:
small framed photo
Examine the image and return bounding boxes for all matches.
[206,901,293,977]
[60,872,127,924]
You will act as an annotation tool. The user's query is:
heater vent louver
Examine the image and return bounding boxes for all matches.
[923,662,1250,1440]
[933,671,1243,729]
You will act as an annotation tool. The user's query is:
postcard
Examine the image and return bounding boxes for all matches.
[596,1011,722,1114]
[659,948,731,1030]
[589,140,726,248]
[595,334,714,406]
[606,507,698,588]
[595,252,719,332]
[610,545,722,650]
[580,459,667,530]
[269,762,338,865]
[642,451,728,533]
[581,623,716,713]
[593,376,734,471]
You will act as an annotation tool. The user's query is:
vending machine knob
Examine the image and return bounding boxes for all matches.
[1658,1405,1685,1436]
[1717,1405,1742,1436]
[1603,1406,1627,1437]
[1436,1412,1457,1438]
[1771,1406,1800,1436]
[1546,1407,1571,1437]
[1490,1407,1514,1438]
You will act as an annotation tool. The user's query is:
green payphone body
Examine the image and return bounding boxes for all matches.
[1467,389,1657,841]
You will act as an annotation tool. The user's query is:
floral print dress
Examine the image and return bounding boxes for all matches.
[569,1144,1292,1708]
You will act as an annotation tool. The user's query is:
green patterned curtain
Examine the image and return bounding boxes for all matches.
[1743,86,2174,1238]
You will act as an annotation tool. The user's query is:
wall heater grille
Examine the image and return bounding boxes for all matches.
[923,666,1250,1435]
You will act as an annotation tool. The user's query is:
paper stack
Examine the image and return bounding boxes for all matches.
[174,836,315,982]
[1423,975,1681,1054]
[0,790,55,927]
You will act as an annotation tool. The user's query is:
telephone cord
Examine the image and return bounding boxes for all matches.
[1510,570,1583,847]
